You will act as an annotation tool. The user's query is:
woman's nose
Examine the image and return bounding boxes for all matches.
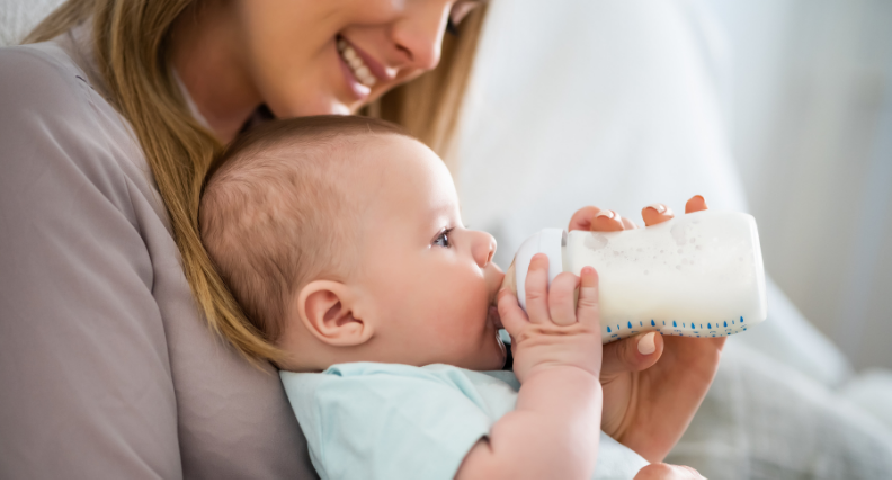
[390,1,451,71]
[471,231,497,268]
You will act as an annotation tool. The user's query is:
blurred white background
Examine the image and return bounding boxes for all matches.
[458,0,892,372]
[710,0,892,371]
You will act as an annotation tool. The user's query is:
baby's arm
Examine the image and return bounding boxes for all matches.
[456,254,603,480]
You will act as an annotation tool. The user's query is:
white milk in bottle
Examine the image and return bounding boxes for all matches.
[506,211,767,343]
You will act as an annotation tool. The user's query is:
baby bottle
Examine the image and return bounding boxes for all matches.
[505,211,767,343]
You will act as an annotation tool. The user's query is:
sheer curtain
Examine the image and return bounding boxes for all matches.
[0,0,61,46]
[458,0,892,371]
[711,0,892,370]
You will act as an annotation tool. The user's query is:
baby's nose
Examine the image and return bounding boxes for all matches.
[472,232,497,268]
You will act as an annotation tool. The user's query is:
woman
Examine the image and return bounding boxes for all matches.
[0,0,716,477]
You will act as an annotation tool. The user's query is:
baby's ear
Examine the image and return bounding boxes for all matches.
[296,280,373,347]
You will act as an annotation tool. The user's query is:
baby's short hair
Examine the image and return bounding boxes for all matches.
[200,116,410,342]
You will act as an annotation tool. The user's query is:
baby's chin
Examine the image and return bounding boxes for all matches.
[470,332,508,371]
[493,334,508,369]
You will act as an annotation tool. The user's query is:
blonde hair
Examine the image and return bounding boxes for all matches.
[200,116,410,348]
[25,0,488,363]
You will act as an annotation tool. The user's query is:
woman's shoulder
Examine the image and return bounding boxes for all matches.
[0,38,135,134]
[0,42,95,109]
[0,41,126,143]
[1,41,157,212]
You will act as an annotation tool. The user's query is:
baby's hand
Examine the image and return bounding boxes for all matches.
[497,253,602,384]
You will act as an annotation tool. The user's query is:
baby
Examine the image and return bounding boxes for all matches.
[199,116,649,479]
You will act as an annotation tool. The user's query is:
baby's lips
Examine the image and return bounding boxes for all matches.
[489,305,503,330]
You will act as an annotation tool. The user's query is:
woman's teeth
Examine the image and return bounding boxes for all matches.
[337,38,376,88]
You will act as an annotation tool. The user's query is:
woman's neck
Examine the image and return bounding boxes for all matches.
[169,2,261,143]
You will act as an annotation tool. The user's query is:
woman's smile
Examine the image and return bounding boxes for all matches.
[336,35,397,102]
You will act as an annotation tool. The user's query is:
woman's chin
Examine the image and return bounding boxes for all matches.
[264,94,353,119]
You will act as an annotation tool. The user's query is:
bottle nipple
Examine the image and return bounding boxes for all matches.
[501,260,519,298]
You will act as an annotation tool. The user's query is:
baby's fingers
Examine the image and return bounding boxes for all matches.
[524,253,550,324]
[549,272,579,326]
[497,288,528,335]
[576,267,602,334]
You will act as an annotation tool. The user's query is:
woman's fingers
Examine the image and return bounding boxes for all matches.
[642,203,675,227]
[572,196,707,232]
[601,332,663,376]
[641,196,707,226]
[634,463,705,480]
[621,216,639,230]
[524,253,550,324]
[685,195,708,213]
[568,206,604,232]
[570,206,640,232]
[549,272,579,326]
[591,210,626,232]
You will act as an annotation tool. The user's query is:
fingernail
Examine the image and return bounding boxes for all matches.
[647,203,667,214]
[689,195,705,205]
[637,332,656,355]
[596,210,616,219]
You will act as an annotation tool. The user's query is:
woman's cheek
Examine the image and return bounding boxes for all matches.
[338,0,405,24]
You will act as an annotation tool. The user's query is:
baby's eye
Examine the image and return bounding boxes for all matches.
[432,228,454,248]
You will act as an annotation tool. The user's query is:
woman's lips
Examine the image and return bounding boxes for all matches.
[337,54,370,101]
[336,36,395,90]
[348,40,396,84]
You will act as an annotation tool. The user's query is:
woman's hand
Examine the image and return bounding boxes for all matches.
[568,195,724,463]
[634,464,705,480]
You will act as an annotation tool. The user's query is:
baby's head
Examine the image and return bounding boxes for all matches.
[200,116,506,372]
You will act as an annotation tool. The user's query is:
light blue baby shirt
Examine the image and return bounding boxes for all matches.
[281,363,648,480]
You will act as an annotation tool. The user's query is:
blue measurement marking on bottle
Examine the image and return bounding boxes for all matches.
[673,321,677,328]
[617,324,620,331]
[700,324,703,329]
[740,316,744,324]
[627,321,632,329]
[724,321,728,328]
[663,321,666,325]
[640,321,643,327]
[607,326,611,333]
[707,323,712,329]
[651,320,655,327]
